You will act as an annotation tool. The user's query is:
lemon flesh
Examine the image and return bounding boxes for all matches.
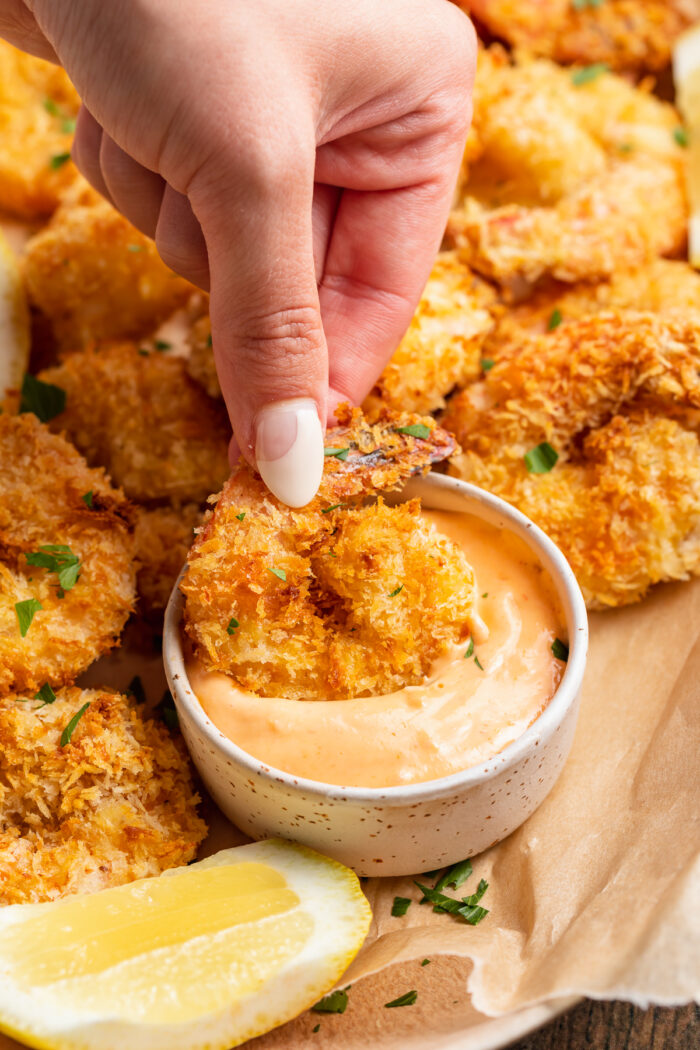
[674,25,700,267]
[0,839,371,1050]
[0,227,29,398]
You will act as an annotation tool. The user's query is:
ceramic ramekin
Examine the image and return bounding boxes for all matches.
[164,473,588,877]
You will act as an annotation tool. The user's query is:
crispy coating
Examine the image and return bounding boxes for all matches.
[0,414,135,695]
[362,252,496,418]
[0,41,79,219]
[186,310,220,398]
[182,408,477,701]
[39,342,231,504]
[443,313,700,607]
[0,687,207,905]
[23,180,194,347]
[456,0,700,75]
[134,503,202,613]
[448,50,687,287]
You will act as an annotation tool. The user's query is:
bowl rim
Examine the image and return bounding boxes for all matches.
[164,473,588,804]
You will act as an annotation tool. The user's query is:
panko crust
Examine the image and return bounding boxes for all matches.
[22,180,194,347]
[448,50,688,288]
[0,41,79,219]
[39,342,231,504]
[134,503,202,614]
[0,414,135,695]
[0,687,207,905]
[362,252,496,418]
[182,409,477,701]
[457,0,700,75]
[186,310,220,398]
[443,313,700,607]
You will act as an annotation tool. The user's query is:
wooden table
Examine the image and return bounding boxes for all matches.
[511,1001,699,1050]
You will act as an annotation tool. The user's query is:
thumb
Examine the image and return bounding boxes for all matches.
[193,156,326,508]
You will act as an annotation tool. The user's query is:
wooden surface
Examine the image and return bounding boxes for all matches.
[511,1001,699,1050]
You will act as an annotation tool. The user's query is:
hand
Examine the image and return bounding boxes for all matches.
[6,0,475,505]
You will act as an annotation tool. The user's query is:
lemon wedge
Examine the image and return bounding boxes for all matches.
[0,227,29,400]
[674,24,700,267]
[0,839,371,1050]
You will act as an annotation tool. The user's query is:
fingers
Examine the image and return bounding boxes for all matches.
[0,1,58,60]
[191,150,327,507]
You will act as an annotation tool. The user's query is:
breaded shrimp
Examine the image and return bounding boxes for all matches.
[443,313,700,607]
[185,309,219,398]
[39,343,230,504]
[134,504,202,614]
[0,687,207,905]
[22,180,194,347]
[0,41,79,219]
[0,414,135,695]
[447,50,687,288]
[182,408,479,701]
[456,0,700,75]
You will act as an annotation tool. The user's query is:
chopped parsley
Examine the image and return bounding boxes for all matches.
[324,446,350,461]
[481,358,495,372]
[385,991,417,1008]
[126,675,147,705]
[312,1024,320,1033]
[137,348,150,356]
[311,990,348,1014]
[62,117,76,134]
[524,441,558,474]
[157,691,179,730]
[127,243,143,252]
[60,702,90,746]
[572,0,603,8]
[49,152,71,169]
[551,637,569,662]
[43,98,60,116]
[236,512,246,521]
[462,878,489,907]
[206,333,213,348]
[571,63,608,86]
[391,896,412,916]
[227,617,239,635]
[34,683,56,706]
[415,881,488,925]
[421,959,430,966]
[25,545,81,591]
[395,423,431,440]
[19,373,66,422]
[268,567,286,581]
[321,504,344,514]
[435,858,473,892]
[547,308,563,331]
[674,127,689,148]
[474,655,484,671]
[15,598,42,637]
[464,638,474,659]
[388,585,403,597]
[154,339,171,351]
[482,592,488,598]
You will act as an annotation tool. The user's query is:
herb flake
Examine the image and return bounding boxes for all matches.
[60,702,90,746]
[82,490,94,509]
[571,63,608,86]
[385,991,417,1008]
[547,308,563,331]
[157,691,179,730]
[435,858,473,892]
[154,339,171,351]
[474,655,484,671]
[227,617,239,635]
[321,504,344,514]
[311,990,348,1014]
[19,374,66,422]
[49,152,71,170]
[674,127,689,148]
[34,683,56,706]
[268,567,286,581]
[551,637,569,661]
[388,585,403,597]
[236,512,246,521]
[324,446,350,461]
[15,598,42,637]
[481,358,495,372]
[464,638,474,659]
[524,442,558,474]
[396,423,431,440]
[126,675,146,705]
[25,545,81,591]
[391,896,411,916]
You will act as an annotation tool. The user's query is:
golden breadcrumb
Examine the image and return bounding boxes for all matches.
[0,41,79,219]
[0,414,135,695]
[39,343,230,504]
[362,252,496,418]
[182,407,477,701]
[447,49,687,288]
[134,504,202,614]
[443,313,700,608]
[186,310,220,398]
[22,179,194,347]
[0,687,207,905]
[457,0,700,75]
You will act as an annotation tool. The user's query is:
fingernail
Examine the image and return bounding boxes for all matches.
[255,398,324,507]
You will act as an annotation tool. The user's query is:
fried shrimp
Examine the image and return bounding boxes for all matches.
[457,0,700,75]
[182,408,480,701]
[134,504,202,614]
[0,41,79,219]
[39,343,230,504]
[443,313,700,608]
[0,414,135,695]
[447,50,687,288]
[0,687,207,905]
[22,180,194,348]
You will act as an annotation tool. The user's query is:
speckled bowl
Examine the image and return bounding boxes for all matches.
[164,473,588,877]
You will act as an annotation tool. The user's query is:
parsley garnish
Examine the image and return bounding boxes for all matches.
[462,878,489,907]
[311,990,348,1014]
[312,1024,320,1033]
[481,358,495,372]
[435,858,473,892]
[236,512,246,521]
[524,441,558,474]
[391,896,411,916]
[34,683,56,706]
[60,702,90,746]
[49,152,71,169]
[127,243,143,252]
[126,675,146,705]
[137,348,149,356]
[206,333,213,348]
[415,882,488,925]
[43,98,60,116]
[385,991,417,1008]
[674,127,689,148]
[15,598,42,637]
[547,308,563,331]
[572,0,603,8]
[321,504,344,514]
[551,637,569,661]
[389,585,403,597]
[324,446,350,460]
[19,373,66,422]
[464,638,474,659]
[571,63,608,86]
[62,117,76,134]
[421,959,430,966]
[154,339,171,351]
[395,423,431,440]
[474,655,484,671]
[157,691,179,730]
[26,545,81,591]
[82,491,94,509]
[268,567,286,581]
[227,617,239,635]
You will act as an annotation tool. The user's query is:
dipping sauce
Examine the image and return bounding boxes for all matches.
[186,510,566,788]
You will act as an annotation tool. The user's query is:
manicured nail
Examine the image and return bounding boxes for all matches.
[255,398,324,507]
